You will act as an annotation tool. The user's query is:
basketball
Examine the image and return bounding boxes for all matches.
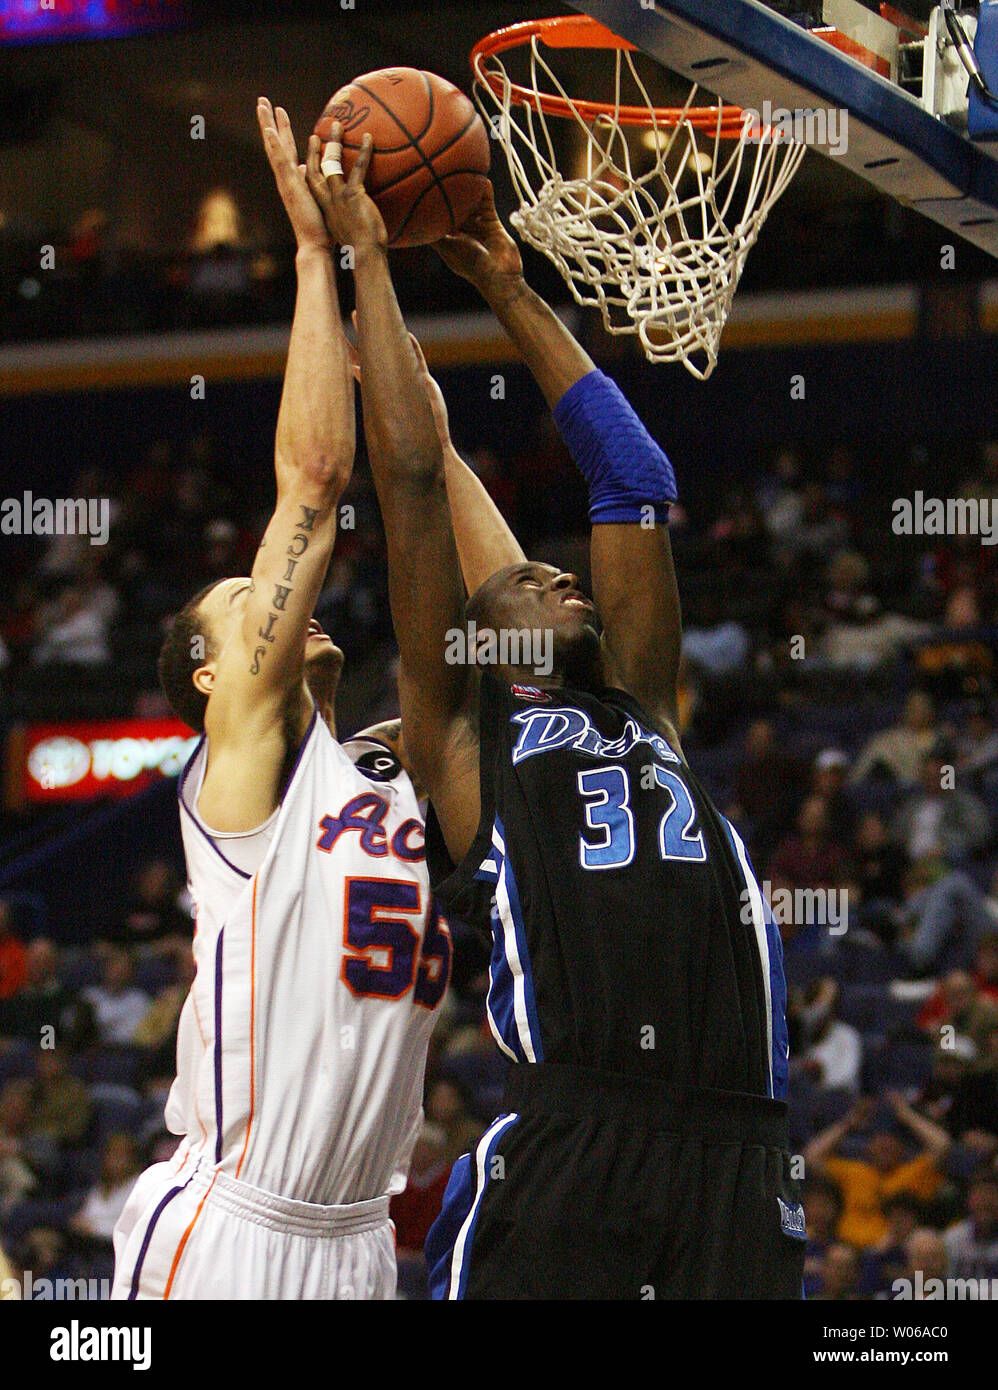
[314,68,490,248]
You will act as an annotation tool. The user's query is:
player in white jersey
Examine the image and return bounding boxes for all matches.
[111,102,450,1301]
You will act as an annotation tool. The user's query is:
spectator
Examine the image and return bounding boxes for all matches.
[68,1134,143,1248]
[0,902,27,1001]
[809,749,856,844]
[861,1192,922,1296]
[942,1023,998,1139]
[795,979,863,1092]
[757,447,804,540]
[813,1242,862,1300]
[770,795,848,895]
[853,812,907,911]
[103,859,191,953]
[0,938,93,1050]
[916,1038,981,1132]
[956,700,998,791]
[681,590,750,676]
[0,1079,58,1213]
[802,1176,843,1299]
[943,1173,998,1281]
[728,719,806,861]
[904,1228,949,1298]
[823,550,879,628]
[0,1241,18,1299]
[31,1049,92,1148]
[899,862,995,975]
[425,1078,482,1166]
[852,813,907,949]
[821,552,928,671]
[944,585,985,632]
[804,1094,951,1248]
[133,953,193,1079]
[31,577,118,667]
[892,746,991,863]
[81,950,149,1046]
[389,1121,452,1258]
[16,1226,76,1296]
[926,971,998,1056]
[785,482,850,564]
[850,691,938,786]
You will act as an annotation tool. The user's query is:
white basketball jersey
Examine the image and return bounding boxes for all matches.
[168,710,450,1206]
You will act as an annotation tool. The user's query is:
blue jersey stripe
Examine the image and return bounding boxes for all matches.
[721,817,789,1100]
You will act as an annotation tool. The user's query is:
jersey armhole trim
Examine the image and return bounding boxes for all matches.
[177,738,252,882]
[176,705,320,882]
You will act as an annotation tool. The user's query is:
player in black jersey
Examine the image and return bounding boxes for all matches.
[308,164,804,1299]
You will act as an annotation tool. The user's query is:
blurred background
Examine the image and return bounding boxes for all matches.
[0,0,996,1301]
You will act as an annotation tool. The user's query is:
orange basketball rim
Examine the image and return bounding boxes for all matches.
[471,14,751,139]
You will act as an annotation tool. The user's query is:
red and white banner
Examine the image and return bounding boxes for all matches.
[6,718,199,806]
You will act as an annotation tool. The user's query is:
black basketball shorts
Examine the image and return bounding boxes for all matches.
[426,1062,806,1300]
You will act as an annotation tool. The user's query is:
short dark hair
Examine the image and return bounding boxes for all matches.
[157,582,220,733]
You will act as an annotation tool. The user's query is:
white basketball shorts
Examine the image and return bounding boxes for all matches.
[110,1154,396,1301]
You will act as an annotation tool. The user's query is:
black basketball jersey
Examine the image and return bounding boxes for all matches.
[426,671,789,1099]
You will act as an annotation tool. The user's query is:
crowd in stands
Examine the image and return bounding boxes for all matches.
[1,387,997,1295]
[2,176,960,350]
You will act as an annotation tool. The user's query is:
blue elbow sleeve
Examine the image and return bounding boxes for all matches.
[552,369,677,525]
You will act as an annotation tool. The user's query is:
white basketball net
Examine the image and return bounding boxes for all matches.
[474,33,808,380]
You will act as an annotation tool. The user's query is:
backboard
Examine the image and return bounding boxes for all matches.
[569,0,998,257]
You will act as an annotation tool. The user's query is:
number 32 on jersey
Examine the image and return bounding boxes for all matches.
[577,763,707,870]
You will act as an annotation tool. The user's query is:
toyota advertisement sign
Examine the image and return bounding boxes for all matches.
[6,718,199,807]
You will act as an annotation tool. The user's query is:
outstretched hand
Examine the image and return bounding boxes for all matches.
[305,123,388,254]
[256,98,330,252]
[347,312,451,449]
[434,182,522,299]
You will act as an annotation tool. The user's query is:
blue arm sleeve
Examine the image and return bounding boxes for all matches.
[551,369,677,525]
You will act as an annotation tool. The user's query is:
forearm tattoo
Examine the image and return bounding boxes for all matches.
[249,504,320,675]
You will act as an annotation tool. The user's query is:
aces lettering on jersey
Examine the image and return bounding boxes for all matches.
[316,792,424,862]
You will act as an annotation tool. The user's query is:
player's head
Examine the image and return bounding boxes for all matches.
[158,577,344,732]
[465,562,601,688]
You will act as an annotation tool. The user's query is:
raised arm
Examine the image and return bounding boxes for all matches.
[345,320,525,594]
[376,329,526,594]
[803,1101,868,1176]
[196,101,354,832]
[887,1092,953,1163]
[437,186,683,741]
[306,128,480,861]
